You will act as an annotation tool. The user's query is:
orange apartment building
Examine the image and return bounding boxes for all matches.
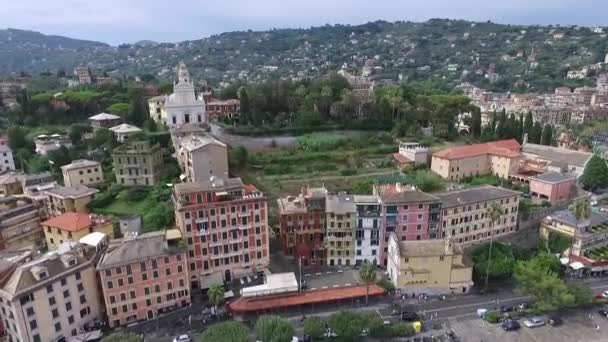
[97,230,190,328]
[173,177,269,290]
[431,139,522,182]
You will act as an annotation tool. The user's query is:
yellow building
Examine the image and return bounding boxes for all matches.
[325,194,356,267]
[61,159,104,187]
[435,185,521,245]
[45,185,99,217]
[387,233,473,294]
[42,212,114,250]
[431,139,521,182]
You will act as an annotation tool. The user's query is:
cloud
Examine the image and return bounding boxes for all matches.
[0,0,605,45]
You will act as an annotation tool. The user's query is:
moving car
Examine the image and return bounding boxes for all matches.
[400,312,420,322]
[173,335,192,342]
[548,315,563,327]
[500,305,514,313]
[501,320,521,331]
[518,302,529,311]
[523,317,545,328]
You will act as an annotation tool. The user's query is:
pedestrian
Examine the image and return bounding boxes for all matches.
[596,324,600,331]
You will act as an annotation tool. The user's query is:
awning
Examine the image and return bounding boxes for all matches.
[570,261,586,270]
[215,191,228,196]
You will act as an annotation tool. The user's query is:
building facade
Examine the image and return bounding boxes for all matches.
[435,185,520,245]
[206,99,240,120]
[45,186,99,217]
[109,124,143,143]
[177,135,229,182]
[375,184,442,267]
[165,63,207,128]
[173,177,269,289]
[431,139,521,182]
[0,242,103,342]
[148,96,167,124]
[112,141,164,186]
[88,113,123,129]
[277,187,327,267]
[540,210,608,258]
[386,234,473,294]
[42,213,114,251]
[0,197,44,251]
[61,159,104,188]
[325,194,356,267]
[354,195,382,265]
[0,146,15,173]
[97,231,190,328]
[529,172,576,203]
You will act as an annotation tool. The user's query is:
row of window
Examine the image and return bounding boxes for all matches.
[109,279,186,304]
[103,256,183,278]
[76,168,99,175]
[105,266,184,289]
[195,250,265,271]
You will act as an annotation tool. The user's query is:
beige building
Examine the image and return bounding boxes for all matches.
[177,135,229,182]
[0,239,104,342]
[61,159,104,188]
[431,139,521,182]
[112,141,164,186]
[387,234,473,294]
[109,124,143,143]
[435,185,520,245]
[325,194,356,267]
[0,197,45,251]
[45,185,99,217]
[148,95,167,124]
[42,213,114,251]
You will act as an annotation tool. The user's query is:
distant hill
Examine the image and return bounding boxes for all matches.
[1,20,607,92]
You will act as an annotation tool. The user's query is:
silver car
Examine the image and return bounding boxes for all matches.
[523,317,545,328]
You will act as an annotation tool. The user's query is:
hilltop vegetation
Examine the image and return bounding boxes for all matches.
[2,19,607,92]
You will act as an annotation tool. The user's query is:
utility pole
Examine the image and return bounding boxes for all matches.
[299,256,302,292]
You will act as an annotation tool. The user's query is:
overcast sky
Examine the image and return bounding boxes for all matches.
[1,0,606,45]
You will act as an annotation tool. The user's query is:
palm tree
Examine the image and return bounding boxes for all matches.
[484,202,504,292]
[567,199,592,266]
[359,261,378,305]
[208,283,225,309]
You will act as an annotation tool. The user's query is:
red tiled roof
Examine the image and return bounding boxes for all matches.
[393,153,413,165]
[228,285,385,313]
[243,184,259,194]
[433,139,521,160]
[42,212,93,232]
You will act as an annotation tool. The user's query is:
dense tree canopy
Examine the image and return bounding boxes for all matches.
[254,315,295,342]
[200,321,249,342]
[581,154,608,190]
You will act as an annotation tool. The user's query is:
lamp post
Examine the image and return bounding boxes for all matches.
[299,256,303,292]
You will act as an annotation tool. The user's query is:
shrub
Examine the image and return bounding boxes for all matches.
[340,169,357,176]
[485,311,501,323]
[376,276,396,295]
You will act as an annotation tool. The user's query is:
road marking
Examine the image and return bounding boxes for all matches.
[322,286,328,289]
[310,288,317,291]
[315,272,322,276]
[304,273,311,277]
[425,296,529,313]
[326,271,332,274]
[344,283,351,287]
[337,270,343,273]
[333,285,340,288]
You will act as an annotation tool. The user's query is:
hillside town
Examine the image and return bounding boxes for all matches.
[2,10,608,342]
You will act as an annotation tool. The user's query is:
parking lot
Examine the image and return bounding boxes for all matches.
[447,309,608,342]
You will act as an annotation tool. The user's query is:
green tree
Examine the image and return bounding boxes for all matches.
[93,128,116,150]
[7,126,29,150]
[255,315,295,342]
[530,121,543,144]
[523,111,534,137]
[581,154,608,190]
[200,321,249,342]
[145,118,158,132]
[128,95,149,126]
[107,103,131,117]
[359,261,378,305]
[69,124,88,145]
[472,242,518,279]
[484,202,504,292]
[514,255,575,313]
[303,316,325,341]
[329,311,365,339]
[540,124,553,146]
[470,107,482,137]
[208,283,225,308]
[231,146,249,170]
[239,87,251,125]
[567,199,592,264]
[101,332,142,342]
[567,283,594,306]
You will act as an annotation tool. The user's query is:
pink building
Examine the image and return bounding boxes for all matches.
[373,184,442,267]
[173,177,269,290]
[97,230,190,328]
[529,172,576,203]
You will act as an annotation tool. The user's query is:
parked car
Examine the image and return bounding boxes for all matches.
[523,317,545,328]
[500,305,514,313]
[324,328,337,339]
[602,290,608,298]
[598,307,608,316]
[401,312,420,322]
[476,308,488,318]
[548,315,563,327]
[501,320,521,331]
[173,335,192,342]
[518,302,529,311]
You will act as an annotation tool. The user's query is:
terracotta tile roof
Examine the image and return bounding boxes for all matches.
[393,153,412,165]
[42,212,93,232]
[433,139,521,160]
[228,285,384,313]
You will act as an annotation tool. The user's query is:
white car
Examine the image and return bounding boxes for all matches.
[173,335,192,342]
[602,290,608,298]
[523,317,545,328]
[324,328,338,338]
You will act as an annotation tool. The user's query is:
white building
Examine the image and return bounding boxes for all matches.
[0,145,16,172]
[397,142,428,166]
[165,63,207,128]
[34,134,73,156]
[109,123,143,143]
[177,135,228,182]
[354,195,382,266]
